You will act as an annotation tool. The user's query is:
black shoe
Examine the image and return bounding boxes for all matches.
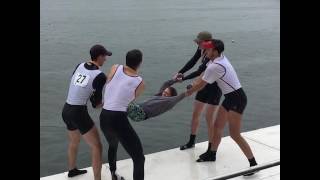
[196,152,216,162]
[243,164,259,176]
[199,150,210,159]
[68,168,87,177]
[112,172,125,180]
[180,143,195,150]
[243,170,259,176]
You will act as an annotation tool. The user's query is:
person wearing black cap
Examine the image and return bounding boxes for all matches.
[61,44,111,180]
[173,31,222,154]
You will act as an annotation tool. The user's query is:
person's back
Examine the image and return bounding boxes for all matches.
[66,62,103,105]
[100,49,146,180]
[103,65,142,112]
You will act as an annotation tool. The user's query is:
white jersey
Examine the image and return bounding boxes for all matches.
[103,65,142,112]
[66,63,102,105]
[202,55,242,94]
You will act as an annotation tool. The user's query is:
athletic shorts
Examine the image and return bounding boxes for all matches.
[127,102,147,122]
[222,88,247,114]
[195,82,222,105]
[62,103,94,135]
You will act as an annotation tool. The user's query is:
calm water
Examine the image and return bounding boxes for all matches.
[40,0,279,177]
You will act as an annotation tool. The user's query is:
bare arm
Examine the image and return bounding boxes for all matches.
[155,79,177,96]
[186,73,207,96]
[107,64,120,82]
[135,80,145,98]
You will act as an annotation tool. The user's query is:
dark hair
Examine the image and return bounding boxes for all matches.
[168,87,178,96]
[90,44,112,61]
[212,39,224,54]
[126,49,143,70]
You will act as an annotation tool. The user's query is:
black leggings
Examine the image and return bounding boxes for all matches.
[100,109,145,180]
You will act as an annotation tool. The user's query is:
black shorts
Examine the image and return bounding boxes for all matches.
[222,88,247,114]
[195,82,222,105]
[62,103,94,135]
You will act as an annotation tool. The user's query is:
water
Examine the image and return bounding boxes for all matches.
[40,0,279,177]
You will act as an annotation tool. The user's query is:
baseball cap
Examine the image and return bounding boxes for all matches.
[90,44,112,60]
[194,31,212,43]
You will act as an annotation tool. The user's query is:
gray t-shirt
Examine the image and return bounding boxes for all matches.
[138,80,186,118]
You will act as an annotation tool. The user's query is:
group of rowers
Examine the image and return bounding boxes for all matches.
[61,31,258,180]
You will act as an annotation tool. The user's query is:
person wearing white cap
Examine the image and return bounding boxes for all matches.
[187,39,258,176]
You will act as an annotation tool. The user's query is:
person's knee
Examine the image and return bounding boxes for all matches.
[205,113,214,123]
[70,138,80,147]
[192,110,202,119]
[213,125,223,136]
[193,103,204,115]
[91,141,102,152]
[214,122,222,130]
[206,112,213,118]
[192,117,200,125]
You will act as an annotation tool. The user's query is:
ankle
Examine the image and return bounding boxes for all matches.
[209,149,216,155]
[207,142,212,151]
[248,157,257,166]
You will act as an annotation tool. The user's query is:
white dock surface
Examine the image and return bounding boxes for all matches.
[41,125,280,180]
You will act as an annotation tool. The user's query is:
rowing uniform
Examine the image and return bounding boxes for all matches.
[99,65,145,180]
[62,62,106,134]
[202,55,247,114]
[179,47,222,105]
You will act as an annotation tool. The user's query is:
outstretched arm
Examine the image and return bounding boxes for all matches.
[172,47,202,80]
[154,79,177,96]
[178,47,202,74]
[182,58,209,81]
[186,73,207,96]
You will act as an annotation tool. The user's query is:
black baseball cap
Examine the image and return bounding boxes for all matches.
[90,44,112,60]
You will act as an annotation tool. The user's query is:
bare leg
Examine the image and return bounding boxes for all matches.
[196,105,219,161]
[228,111,254,159]
[205,104,219,143]
[180,100,205,150]
[67,130,81,170]
[82,126,103,180]
[211,106,229,152]
[191,100,206,135]
[228,111,257,176]
[197,106,227,162]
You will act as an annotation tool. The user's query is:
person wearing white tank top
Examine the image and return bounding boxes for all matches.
[103,64,143,111]
[186,40,258,175]
[100,49,145,180]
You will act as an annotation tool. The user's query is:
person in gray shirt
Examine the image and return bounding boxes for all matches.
[127,79,190,122]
